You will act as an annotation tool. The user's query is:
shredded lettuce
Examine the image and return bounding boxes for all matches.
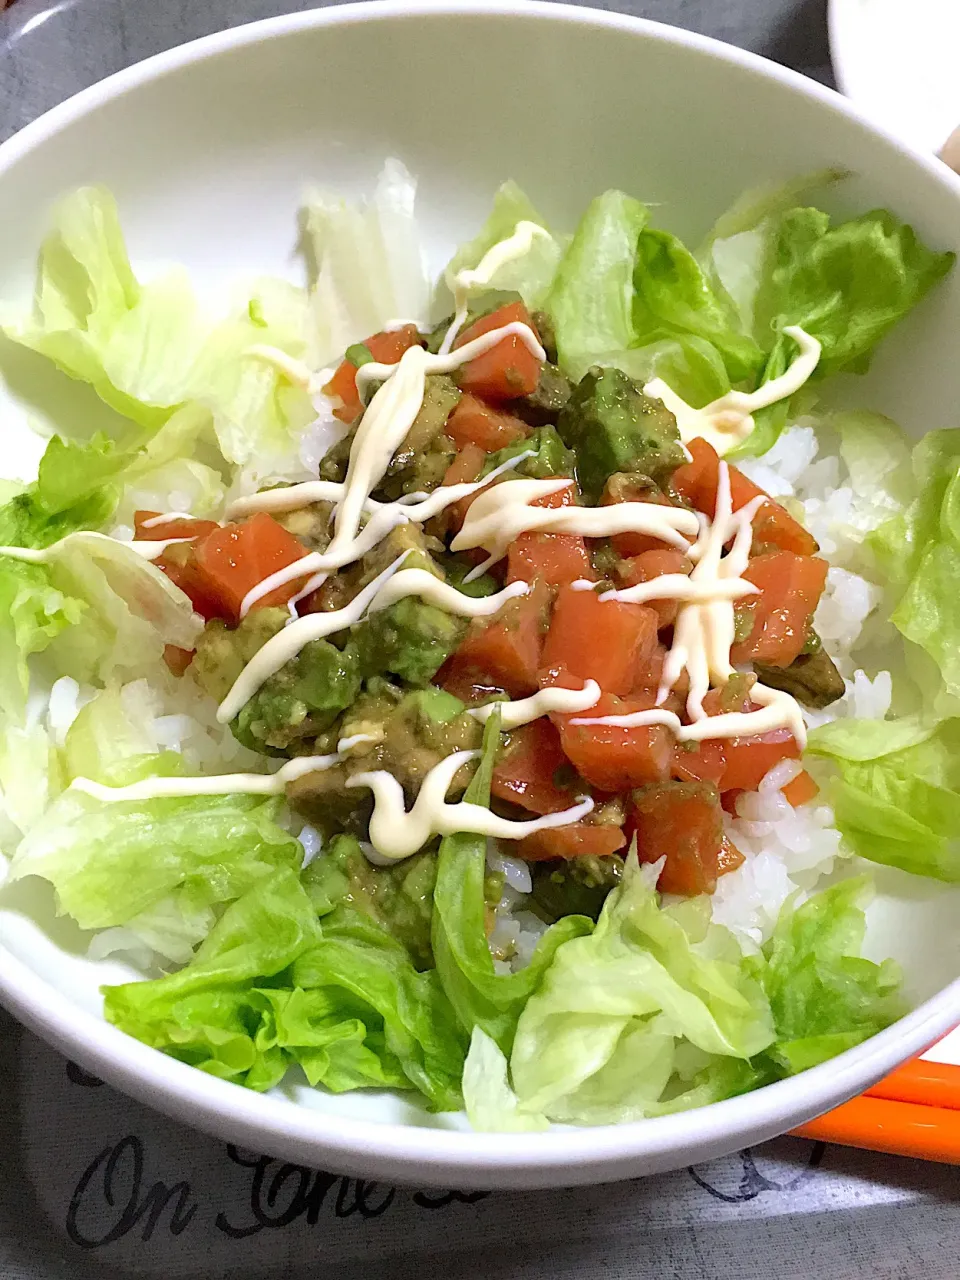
[545,190,650,380]
[442,181,563,311]
[305,157,430,364]
[9,763,302,931]
[504,855,774,1124]
[751,877,904,1074]
[808,716,960,881]
[869,431,960,698]
[104,870,467,1106]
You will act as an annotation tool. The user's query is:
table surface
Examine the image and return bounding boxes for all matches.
[2,4,958,1279]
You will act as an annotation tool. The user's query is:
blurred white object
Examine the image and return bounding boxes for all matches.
[830,0,960,155]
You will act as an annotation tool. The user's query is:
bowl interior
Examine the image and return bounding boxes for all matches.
[2,1,960,1184]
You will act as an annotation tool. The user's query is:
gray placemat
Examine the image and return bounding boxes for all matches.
[0,0,834,144]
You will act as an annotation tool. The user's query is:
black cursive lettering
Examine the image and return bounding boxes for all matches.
[66,1135,197,1249]
[688,1143,826,1203]
[413,1189,491,1209]
[65,1061,104,1088]
[215,1145,395,1237]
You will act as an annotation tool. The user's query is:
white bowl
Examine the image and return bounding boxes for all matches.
[2,0,960,1190]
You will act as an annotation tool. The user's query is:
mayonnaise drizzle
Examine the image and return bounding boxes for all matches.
[469,680,602,730]
[451,478,700,575]
[70,753,341,804]
[438,219,552,355]
[233,452,534,619]
[217,555,529,724]
[644,325,821,456]
[348,749,594,863]
[0,532,193,564]
[576,461,806,746]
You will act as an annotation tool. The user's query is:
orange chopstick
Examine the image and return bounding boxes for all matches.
[791,1094,960,1163]
[865,1057,960,1111]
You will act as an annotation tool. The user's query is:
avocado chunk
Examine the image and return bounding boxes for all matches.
[755,646,846,710]
[530,853,624,923]
[232,638,362,753]
[337,683,481,795]
[274,500,335,551]
[514,363,573,427]
[482,425,576,480]
[302,833,437,968]
[558,366,686,500]
[357,597,466,685]
[192,607,289,703]
[379,375,460,498]
[287,685,481,843]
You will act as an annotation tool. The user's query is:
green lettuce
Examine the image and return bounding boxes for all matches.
[751,877,904,1074]
[9,763,302,930]
[869,431,960,697]
[0,477,118,721]
[104,870,467,1106]
[431,711,591,1053]
[2,186,316,482]
[545,190,650,379]
[808,716,960,880]
[443,181,563,311]
[505,856,774,1124]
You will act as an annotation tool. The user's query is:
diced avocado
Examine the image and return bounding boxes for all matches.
[530,310,559,364]
[358,521,444,587]
[233,637,362,753]
[558,366,686,500]
[192,607,289,703]
[482,425,576,480]
[755,646,846,710]
[440,553,500,598]
[356,596,466,686]
[274,500,335,551]
[530,853,624,923]
[515,363,573,427]
[301,834,437,968]
[337,685,480,795]
[286,762,373,840]
[379,375,460,498]
[318,432,351,484]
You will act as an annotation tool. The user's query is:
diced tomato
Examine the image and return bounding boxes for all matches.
[554,690,672,792]
[515,824,627,861]
[162,645,195,676]
[782,769,819,807]
[323,324,422,422]
[189,512,310,625]
[628,781,724,896]
[670,438,818,556]
[492,718,581,814]
[438,578,549,698]
[154,543,226,621]
[672,738,727,785]
[454,302,542,401]
[731,551,828,668]
[445,393,530,452]
[440,443,489,535]
[507,534,595,588]
[717,835,745,876]
[532,483,576,510]
[540,584,658,696]
[600,474,679,557]
[720,728,802,792]
[134,511,219,541]
[615,548,691,628]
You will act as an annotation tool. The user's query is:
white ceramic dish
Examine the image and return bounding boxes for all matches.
[2,0,960,1190]
[829,0,960,155]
